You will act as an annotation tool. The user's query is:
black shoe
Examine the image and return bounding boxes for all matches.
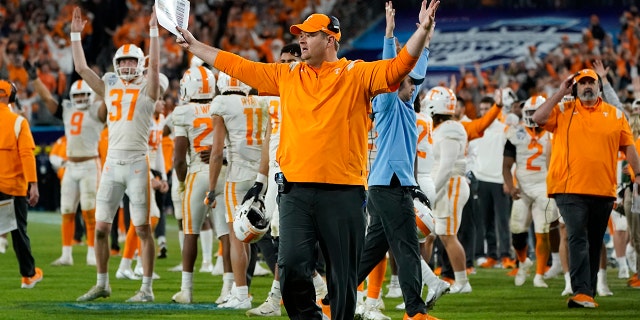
[158,245,167,259]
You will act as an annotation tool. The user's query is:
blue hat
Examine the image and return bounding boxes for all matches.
[408,70,424,85]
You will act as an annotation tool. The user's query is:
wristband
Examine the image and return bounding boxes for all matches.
[70,32,81,42]
[150,27,159,37]
[256,173,267,184]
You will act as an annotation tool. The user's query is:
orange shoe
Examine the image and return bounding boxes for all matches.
[567,293,598,308]
[501,257,516,269]
[434,267,442,276]
[21,267,43,289]
[628,278,640,288]
[403,312,438,320]
[506,268,519,277]
[466,267,476,275]
[628,273,638,284]
[441,277,455,285]
[110,249,120,256]
[319,297,331,319]
[479,257,497,268]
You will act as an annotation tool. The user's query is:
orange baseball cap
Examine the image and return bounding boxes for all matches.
[0,80,12,98]
[290,14,341,41]
[575,69,598,82]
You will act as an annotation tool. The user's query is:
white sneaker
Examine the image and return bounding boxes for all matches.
[51,256,73,266]
[363,304,391,320]
[219,294,252,309]
[253,262,271,276]
[619,266,630,279]
[394,302,405,310]
[426,279,450,309]
[199,261,213,273]
[126,290,155,302]
[515,258,532,286]
[216,286,232,304]
[449,281,472,294]
[245,294,281,316]
[385,282,402,298]
[116,268,141,280]
[172,290,192,304]
[0,237,7,254]
[597,281,613,296]
[533,274,548,288]
[211,257,224,275]
[543,262,563,279]
[86,250,96,266]
[561,286,573,296]
[315,279,328,301]
[169,264,183,272]
[76,285,111,301]
[354,299,366,320]
[134,263,143,277]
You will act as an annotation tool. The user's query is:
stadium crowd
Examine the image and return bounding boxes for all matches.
[1,0,640,319]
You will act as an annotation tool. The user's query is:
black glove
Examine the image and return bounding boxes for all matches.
[242,181,264,203]
[204,190,217,208]
[24,60,38,81]
[410,187,431,209]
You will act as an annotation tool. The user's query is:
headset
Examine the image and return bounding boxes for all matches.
[571,72,603,98]
[327,15,340,34]
[0,80,17,103]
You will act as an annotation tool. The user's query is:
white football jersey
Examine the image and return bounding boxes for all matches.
[172,102,214,171]
[102,72,155,155]
[210,94,267,182]
[432,120,467,179]
[416,112,434,176]
[148,113,166,167]
[262,96,281,162]
[61,100,103,157]
[505,125,550,189]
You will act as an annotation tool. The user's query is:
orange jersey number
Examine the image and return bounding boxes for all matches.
[108,88,140,122]
[416,118,432,158]
[243,107,264,146]
[268,99,280,135]
[192,117,213,153]
[69,111,85,135]
[526,140,543,171]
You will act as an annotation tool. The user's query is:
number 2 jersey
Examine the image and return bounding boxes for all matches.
[504,125,550,191]
[102,72,156,155]
[172,102,213,171]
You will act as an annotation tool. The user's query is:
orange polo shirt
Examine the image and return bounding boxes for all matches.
[214,48,417,185]
[542,98,634,198]
[0,102,37,196]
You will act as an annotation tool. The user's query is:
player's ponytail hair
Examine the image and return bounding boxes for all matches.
[629,114,640,139]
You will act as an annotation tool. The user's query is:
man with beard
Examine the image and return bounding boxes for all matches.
[532,69,640,308]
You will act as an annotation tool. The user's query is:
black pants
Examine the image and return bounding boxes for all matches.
[358,186,426,316]
[255,229,278,274]
[1,192,36,277]
[555,194,613,297]
[475,180,512,260]
[278,183,366,320]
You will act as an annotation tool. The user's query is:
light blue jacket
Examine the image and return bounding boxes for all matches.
[368,37,429,186]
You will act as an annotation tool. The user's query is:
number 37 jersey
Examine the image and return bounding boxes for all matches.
[102,72,156,154]
[172,102,213,170]
[505,125,550,189]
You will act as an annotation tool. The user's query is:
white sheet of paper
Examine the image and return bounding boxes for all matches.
[0,199,17,235]
[155,0,190,39]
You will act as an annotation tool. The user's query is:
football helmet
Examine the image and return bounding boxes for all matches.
[420,86,456,117]
[180,66,216,102]
[233,198,270,243]
[217,72,251,95]
[69,79,94,110]
[113,44,145,81]
[414,199,435,241]
[522,95,546,127]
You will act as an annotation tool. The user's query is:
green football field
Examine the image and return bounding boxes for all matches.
[1,211,639,319]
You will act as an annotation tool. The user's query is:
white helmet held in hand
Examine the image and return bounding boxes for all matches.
[180,66,216,102]
[217,72,251,95]
[501,87,518,110]
[233,198,270,243]
[113,44,146,81]
[420,86,456,117]
[522,95,546,127]
[70,79,94,110]
[414,199,435,241]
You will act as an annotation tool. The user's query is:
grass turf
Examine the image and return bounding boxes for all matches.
[0,211,639,319]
